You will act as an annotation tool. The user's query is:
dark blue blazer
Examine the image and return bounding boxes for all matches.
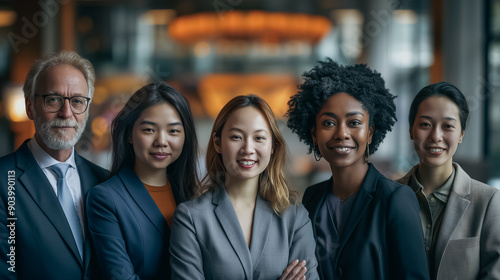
[0,140,109,280]
[86,167,179,280]
[303,164,430,280]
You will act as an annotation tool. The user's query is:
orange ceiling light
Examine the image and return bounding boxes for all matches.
[198,73,298,119]
[168,11,332,44]
[0,10,16,27]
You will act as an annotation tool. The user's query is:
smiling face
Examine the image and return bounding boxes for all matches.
[312,92,373,170]
[214,106,273,185]
[26,64,89,152]
[131,102,185,177]
[410,96,464,169]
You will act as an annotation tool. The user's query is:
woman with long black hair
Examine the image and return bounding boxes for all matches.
[87,82,199,280]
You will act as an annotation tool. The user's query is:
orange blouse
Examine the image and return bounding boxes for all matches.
[144,182,177,228]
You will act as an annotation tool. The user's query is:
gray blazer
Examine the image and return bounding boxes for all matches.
[170,186,319,280]
[398,163,500,280]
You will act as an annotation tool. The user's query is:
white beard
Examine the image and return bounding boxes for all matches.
[33,112,88,151]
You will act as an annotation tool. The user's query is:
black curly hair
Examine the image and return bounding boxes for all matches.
[286,58,397,156]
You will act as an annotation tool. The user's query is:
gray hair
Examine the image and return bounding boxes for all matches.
[23,50,95,101]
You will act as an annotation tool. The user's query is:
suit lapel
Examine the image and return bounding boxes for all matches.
[397,165,418,188]
[305,179,331,278]
[338,164,376,253]
[434,164,471,273]
[213,187,253,279]
[249,195,273,270]
[75,154,101,271]
[339,189,372,245]
[16,142,83,265]
[76,154,101,200]
[308,178,332,238]
[119,167,168,236]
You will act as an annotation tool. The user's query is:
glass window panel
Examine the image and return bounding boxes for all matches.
[493,0,500,35]
[488,41,500,177]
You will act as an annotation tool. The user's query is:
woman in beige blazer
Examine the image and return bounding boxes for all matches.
[398,82,500,279]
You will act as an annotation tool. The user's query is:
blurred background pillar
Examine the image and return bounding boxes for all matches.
[442,0,484,159]
[430,0,443,83]
[61,0,76,50]
[8,0,41,149]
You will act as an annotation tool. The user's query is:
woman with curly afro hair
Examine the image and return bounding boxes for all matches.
[287,58,429,280]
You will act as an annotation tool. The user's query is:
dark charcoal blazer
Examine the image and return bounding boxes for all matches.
[303,163,430,280]
[0,140,108,280]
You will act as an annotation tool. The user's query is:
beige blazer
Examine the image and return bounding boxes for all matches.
[398,163,500,280]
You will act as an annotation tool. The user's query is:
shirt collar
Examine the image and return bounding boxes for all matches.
[408,172,423,193]
[410,166,455,203]
[28,137,76,170]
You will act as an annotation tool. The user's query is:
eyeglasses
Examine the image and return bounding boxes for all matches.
[35,94,91,114]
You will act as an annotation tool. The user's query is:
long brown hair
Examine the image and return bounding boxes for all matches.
[199,95,297,215]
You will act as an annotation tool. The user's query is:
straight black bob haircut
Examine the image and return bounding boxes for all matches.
[110,82,199,202]
[287,58,397,155]
[409,81,469,131]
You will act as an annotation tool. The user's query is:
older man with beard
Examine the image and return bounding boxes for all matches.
[0,51,108,280]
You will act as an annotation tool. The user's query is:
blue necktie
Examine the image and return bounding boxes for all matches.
[51,163,83,259]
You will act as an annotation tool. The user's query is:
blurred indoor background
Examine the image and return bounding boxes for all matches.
[0,0,499,194]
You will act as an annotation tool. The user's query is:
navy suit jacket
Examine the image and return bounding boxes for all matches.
[0,140,109,280]
[86,167,179,280]
[303,164,430,280]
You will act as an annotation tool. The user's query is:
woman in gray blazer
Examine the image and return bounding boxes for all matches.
[170,95,319,280]
[398,82,500,279]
